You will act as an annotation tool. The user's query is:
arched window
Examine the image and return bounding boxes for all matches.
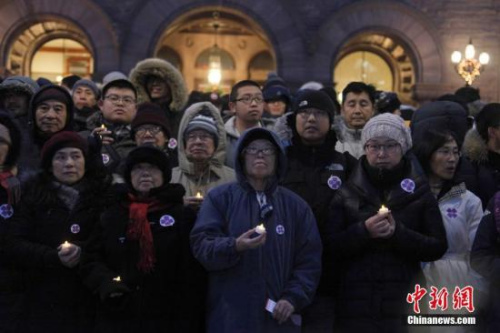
[248,51,274,84]
[156,46,183,71]
[335,50,393,93]
[195,47,235,70]
[31,38,93,82]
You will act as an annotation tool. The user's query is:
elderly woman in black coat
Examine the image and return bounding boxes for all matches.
[80,145,205,333]
[4,130,111,332]
[324,113,448,332]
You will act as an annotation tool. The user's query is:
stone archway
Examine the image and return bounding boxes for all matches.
[0,0,118,79]
[6,20,93,77]
[335,33,417,104]
[314,0,444,103]
[151,7,276,93]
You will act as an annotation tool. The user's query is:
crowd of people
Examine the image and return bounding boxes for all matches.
[0,56,499,332]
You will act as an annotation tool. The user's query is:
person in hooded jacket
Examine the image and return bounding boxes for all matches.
[4,131,111,332]
[129,58,188,140]
[462,103,500,208]
[324,113,448,332]
[274,90,356,332]
[0,111,23,333]
[17,84,75,180]
[471,191,500,332]
[191,127,322,333]
[172,101,235,211]
[80,145,205,333]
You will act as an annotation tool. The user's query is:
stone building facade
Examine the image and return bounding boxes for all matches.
[0,0,498,105]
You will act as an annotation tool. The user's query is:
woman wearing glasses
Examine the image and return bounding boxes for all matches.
[130,101,179,168]
[171,101,235,211]
[324,113,447,332]
[414,129,484,332]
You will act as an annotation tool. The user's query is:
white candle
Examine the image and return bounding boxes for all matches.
[378,205,389,214]
[61,241,70,249]
[255,223,266,234]
[113,276,121,282]
[195,191,203,199]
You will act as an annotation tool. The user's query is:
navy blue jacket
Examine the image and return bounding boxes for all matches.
[191,128,322,333]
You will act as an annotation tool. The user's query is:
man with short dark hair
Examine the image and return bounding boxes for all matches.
[277,89,356,331]
[87,79,138,172]
[463,103,500,205]
[224,80,273,168]
[191,127,321,332]
[334,81,376,158]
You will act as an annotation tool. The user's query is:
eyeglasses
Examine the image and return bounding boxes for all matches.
[235,96,264,105]
[104,94,136,105]
[435,149,461,158]
[297,109,329,119]
[136,125,162,136]
[186,133,213,142]
[365,142,400,154]
[244,146,276,156]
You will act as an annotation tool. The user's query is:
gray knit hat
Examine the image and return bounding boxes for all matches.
[72,79,100,99]
[184,114,219,148]
[361,113,412,154]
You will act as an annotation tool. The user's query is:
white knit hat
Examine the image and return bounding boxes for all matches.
[361,113,412,154]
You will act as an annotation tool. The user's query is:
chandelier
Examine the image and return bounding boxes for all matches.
[207,12,222,86]
[451,39,490,86]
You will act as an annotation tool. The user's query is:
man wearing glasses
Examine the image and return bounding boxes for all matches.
[88,79,138,172]
[276,89,356,332]
[191,127,321,332]
[224,80,274,168]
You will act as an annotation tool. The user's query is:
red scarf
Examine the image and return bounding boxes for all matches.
[0,170,19,205]
[127,194,165,273]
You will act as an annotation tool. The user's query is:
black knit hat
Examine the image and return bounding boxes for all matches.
[40,131,88,169]
[131,102,171,139]
[476,103,500,142]
[124,145,172,187]
[293,90,335,124]
[375,91,401,114]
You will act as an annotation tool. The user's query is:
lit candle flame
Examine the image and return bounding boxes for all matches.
[195,191,203,199]
[255,223,266,234]
[100,124,107,131]
[113,276,121,282]
[378,205,389,214]
[62,241,70,249]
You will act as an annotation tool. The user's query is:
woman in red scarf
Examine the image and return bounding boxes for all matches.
[81,145,206,333]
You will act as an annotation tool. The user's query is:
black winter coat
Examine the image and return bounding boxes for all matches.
[80,184,206,333]
[4,178,108,333]
[324,155,447,332]
[282,134,356,296]
[0,185,23,333]
[471,197,500,332]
